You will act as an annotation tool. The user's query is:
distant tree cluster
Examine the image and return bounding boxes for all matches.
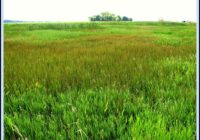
[89,12,132,21]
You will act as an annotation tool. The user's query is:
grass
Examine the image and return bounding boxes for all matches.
[4,21,196,139]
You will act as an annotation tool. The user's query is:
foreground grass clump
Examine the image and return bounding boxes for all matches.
[4,21,196,139]
[4,87,196,139]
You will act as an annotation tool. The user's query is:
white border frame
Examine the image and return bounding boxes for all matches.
[0,0,199,139]
[1,0,4,139]
[196,0,199,140]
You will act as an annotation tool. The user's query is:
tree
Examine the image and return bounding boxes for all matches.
[89,12,133,22]
[95,15,101,21]
[115,15,121,21]
[89,16,96,21]
[100,12,114,21]
[122,16,129,21]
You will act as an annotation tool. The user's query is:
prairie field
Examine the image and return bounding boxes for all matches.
[4,22,196,139]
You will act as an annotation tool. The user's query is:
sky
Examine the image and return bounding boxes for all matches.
[4,0,197,22]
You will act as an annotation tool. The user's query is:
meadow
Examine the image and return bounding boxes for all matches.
[4,21,196,139]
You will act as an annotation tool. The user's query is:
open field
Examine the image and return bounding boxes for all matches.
[4,21,196,139]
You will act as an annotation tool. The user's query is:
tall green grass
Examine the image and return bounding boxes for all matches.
[4,22,196,139]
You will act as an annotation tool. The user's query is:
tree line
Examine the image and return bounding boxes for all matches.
[89,12,132,21]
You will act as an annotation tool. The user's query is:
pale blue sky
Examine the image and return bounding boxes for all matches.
[4,0,197,22]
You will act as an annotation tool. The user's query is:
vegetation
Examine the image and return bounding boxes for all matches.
[4,21,196,139]
[89,12,132,21]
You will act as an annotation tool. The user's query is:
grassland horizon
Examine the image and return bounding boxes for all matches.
[4,21,196,139]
